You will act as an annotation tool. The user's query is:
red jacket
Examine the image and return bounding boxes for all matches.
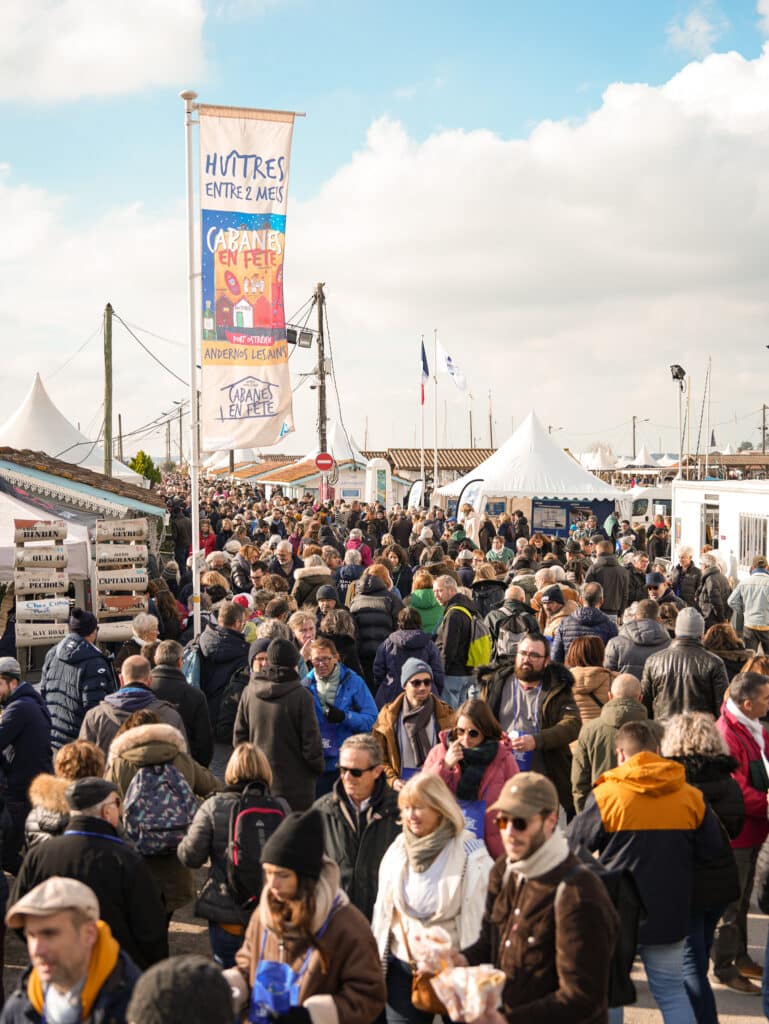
[423,731,519,859]
[716,706,769,849]
[190,532,217,557]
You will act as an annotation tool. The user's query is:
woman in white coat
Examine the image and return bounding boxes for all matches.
[371,772,493,1024]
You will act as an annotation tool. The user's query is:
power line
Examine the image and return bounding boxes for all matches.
[323,303,357,462]
[121,320,186,349]
[47,323,102,379]
[111,309,189,387]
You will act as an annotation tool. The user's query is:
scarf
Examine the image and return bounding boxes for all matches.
[316,663,341,710]
[403,818,457,873]
[401,695,435,766]
[28,920,119,1018]
[507,827,570,880]
[456,739,498,801]
[727,698,769,773]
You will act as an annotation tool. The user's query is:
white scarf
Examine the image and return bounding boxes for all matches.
[727,698,769,775]
[507,827,570,880]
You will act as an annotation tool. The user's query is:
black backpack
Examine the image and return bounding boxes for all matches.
[225,782,286,909]
[558,852,645,1008]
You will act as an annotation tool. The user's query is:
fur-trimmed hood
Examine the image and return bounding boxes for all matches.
[28,773,70,813]
[107,722,187,765]
[292,565,333,583]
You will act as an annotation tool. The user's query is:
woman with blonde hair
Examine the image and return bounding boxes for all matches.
[178,742,289,968]
[661,713,744,1016]
[371,773,492,1024]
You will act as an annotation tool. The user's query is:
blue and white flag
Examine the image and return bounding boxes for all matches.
[436,340,467,391]
[420,341,429,405]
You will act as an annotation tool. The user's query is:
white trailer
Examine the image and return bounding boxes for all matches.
[671,479,769,582]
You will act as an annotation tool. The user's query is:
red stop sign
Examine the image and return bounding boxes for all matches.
[315,452,334,472]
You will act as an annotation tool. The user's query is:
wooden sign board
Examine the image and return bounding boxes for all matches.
[95,544,148,568]
[13,520,68,543]
[15,546,67,569]
[15,622,68,646]
[95,620,134,642]
[16,598,71,622]
[96,569,148,593]
[96,519,149,542]
[14,570,69,596]
[96,594,148,619]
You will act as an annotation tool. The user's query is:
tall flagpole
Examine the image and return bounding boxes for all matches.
[419,335,425,494]
[433,328,439,500]
[181,90,201,636]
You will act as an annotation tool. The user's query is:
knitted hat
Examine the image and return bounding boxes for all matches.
[248,638,272,665]
[540,586,564,606]
[675,607,705,639]
[261,810,325,879]
[316,585,338,601]
[267,638,299,669]
[126,956,235,1024]
[65,777,118,812]
[401,657,434,688]
[0,657,22,679]
[69,608,98,637]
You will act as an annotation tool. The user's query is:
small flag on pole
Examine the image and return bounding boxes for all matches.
[436,340,467,391]
[420,341,429,406]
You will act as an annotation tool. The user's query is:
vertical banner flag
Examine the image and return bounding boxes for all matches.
[198,105,296,450]
[436,340,467,391]
[420,340,429,405]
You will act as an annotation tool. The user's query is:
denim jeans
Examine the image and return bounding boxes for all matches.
[208,922,243,969]
[609,942,695,1024]
[682,907,722,1024]
[442,675,474,708]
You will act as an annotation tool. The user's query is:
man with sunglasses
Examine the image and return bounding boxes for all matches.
[314,734,400,922]
[457,772,618,1022]
[477,634,581,818]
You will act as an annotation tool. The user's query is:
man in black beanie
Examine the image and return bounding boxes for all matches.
[224,809,386,1024]
[127,955,234,1024]
[234,640,324,811]
[40,608,116,749]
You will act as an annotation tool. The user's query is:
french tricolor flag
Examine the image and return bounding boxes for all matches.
[420,341,429,405]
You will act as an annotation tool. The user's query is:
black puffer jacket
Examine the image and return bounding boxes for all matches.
[604,617,671,678]
[178,781,290,926]
[671,562,703,608]
[470,579,506,619]
[585,554,629,615]
[349,575,401,663]
[314,776,401,922]
[640,638,729,720]
[198,622,250,726]
[668,753,743,910]
[230,553,253,594]
[40,634,117,750]
[434,592,480,676]
[23,775,69,853]
[372,629,445,708]
[695,566,732,628]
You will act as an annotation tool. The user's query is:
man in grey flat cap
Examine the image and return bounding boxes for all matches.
[10,778,167,969]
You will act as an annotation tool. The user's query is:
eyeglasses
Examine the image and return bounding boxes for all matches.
[456,727,481,739]
[106,797,122,810]
[495,813,534,832]
[407,678,432,688]
[340,766,377,778]
[518,651,546,661]
[313,655,336,665]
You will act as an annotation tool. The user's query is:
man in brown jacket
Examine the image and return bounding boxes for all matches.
[372,658,455,788]
[224,809,386,1024]
[459,773,618,1023]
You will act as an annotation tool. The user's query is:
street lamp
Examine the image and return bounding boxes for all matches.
[670,365,687,479]
[632,416,649,461]
[548,425,563,435]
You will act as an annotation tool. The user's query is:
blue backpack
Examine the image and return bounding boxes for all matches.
[182,641,202,688]
[123,763,198,855]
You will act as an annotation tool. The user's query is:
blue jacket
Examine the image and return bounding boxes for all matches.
[40,634,117,750]
[0,683,52,803]
[551,607,619,664]
[728,569,769,628]
[307,665,377,769]
[372,629,445,708]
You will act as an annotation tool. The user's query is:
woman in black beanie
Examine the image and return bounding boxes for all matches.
[225,810,386,1024]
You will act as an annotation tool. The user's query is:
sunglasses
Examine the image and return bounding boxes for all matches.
[407,678,432,688]
[455,727,481,739]
[340,766,376,778]
[495,814,533,832]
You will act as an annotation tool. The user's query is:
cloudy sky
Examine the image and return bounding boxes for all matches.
[3,0,769,462]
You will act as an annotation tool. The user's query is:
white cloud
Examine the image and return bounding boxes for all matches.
[6,46,769,457]
[667,3,727,57]
[0,0,205,102]
[759,0,769,36]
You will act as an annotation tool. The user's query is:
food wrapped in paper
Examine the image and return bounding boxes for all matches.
[411,925,453,973]
[430,964,506,1022]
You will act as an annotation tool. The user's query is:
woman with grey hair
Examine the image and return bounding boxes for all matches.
[671,546,702,608]
[662,712,745,1013]
[695,551,733,629]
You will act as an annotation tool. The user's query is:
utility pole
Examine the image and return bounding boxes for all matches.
[166,420,171,465]
[315,282,327,454]
[229,449,235,473]
[103,302,113,477]
[632,415,637,461]
[488,390,494,448]
[764,404,767,455]
[469,394,474,448]
[178,405,183,464]
[117,414,124,464]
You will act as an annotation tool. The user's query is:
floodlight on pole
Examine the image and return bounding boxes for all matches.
[670,365,687,479]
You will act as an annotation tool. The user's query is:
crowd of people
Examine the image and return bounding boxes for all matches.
[0,482,768,1022]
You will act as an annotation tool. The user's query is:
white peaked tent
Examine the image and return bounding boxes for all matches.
[0,374,143,483]
[437,411,623,501]
[580,449,617,471]
[302,422,365,465]
[630,445,658,468]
